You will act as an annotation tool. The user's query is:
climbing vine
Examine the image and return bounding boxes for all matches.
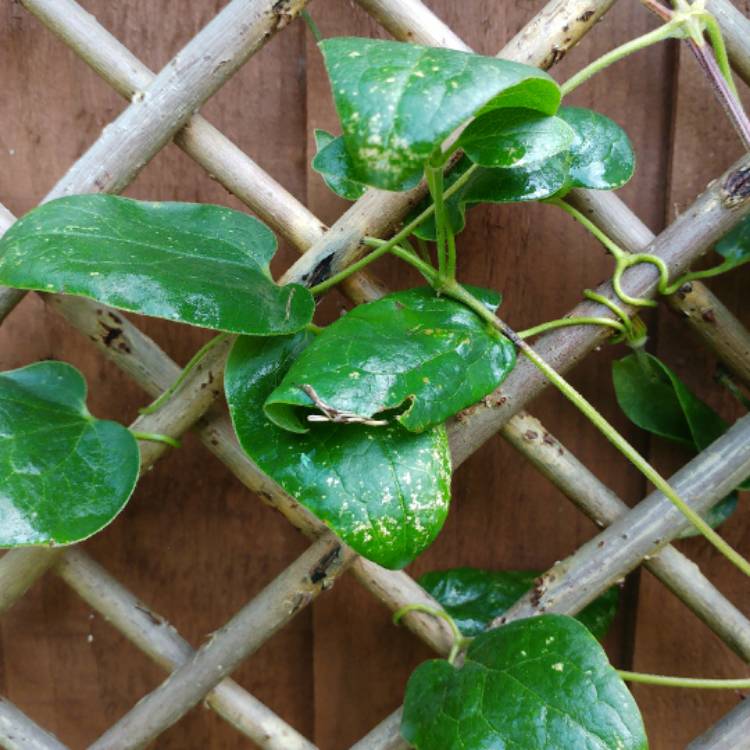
[1,2,749,747]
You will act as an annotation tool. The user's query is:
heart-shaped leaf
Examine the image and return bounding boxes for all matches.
[263,287,516,434]
[554,106,635,194]
[411,154,570,241]
[613,352,746,532]
[320,37,560,190]
[0,361,140,546]
[716,214,750,266]
[457,108,575,169]
[402,614,648,750]
[419,567,619,640]
[0,195,314,335]
[225,332,452,569]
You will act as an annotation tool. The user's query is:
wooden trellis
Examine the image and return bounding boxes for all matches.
[1,0,750,748]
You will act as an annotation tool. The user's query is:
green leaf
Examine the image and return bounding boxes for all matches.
[613,352,746,529]
[0,361,140,546]
[320,37,561,190]
[457,108,574,169]
[716,214,750,266]
[411,154,569,241]
[402,614,648,750]
[613,353,726,450]
[312,130,369,201]
[0,195,314,335]
[419,567,619,640]
[225,332,452,569]
[263,286,516,434]
[677,492,739,540]
[555,106,635,193]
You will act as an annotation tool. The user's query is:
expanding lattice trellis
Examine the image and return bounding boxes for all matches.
[1,0,750,748]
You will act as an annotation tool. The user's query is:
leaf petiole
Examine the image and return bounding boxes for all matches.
[393,603,471,664]
[309,163,477,296]
[140,332,230,415]
[561,20,684,97]
[618,670,750,690]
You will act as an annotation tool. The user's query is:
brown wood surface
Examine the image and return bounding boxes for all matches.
[632,5,750,745]
[0,1,747,748]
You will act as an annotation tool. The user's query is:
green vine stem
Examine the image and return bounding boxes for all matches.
[442,279,750,579]
[519,317,626,339]
[618,670,750,690]
[560,21,684,97]
[310,163,478,296]
[131,431,181,449]
[140,332,230,415]
[550,197,672,308]
[393,604,470,665]
[301,10,323,43]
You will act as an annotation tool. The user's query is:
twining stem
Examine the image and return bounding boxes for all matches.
[561,21,682,97]
[547,198,627,260]
[701,11,739,99]
[300,10,323,43]
[688,36,750,151]
[393,604,470,665]
[364,237,439,283]
[519,317,625,339]
[130,431,181,449]
[550,198,671,308]
[140,332,230,415]
[309,163,478,296]
[664,257,749,294]
[618,670,750,689]
[425,164,449,277]
[443,279,750,579]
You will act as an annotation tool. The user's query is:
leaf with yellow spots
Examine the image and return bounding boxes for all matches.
[402,615,648,750]
[319,37,561,190]
[225,331,452,569]
[263,286,515,434]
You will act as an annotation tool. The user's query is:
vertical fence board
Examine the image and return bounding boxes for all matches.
[305,2,674,747]
[633,8,750,745]
[0,1,314,747]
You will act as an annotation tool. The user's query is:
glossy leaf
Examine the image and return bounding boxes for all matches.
[716,214,750,266]
[320,37,560,190]
[402,614,648,750]
[613,353,726,450]
[264,287,516,434]
[419,567,619,640]
[0,195,314,335]
[613,352,747,531]
[457,108,574,169]
[411,154,569,241]
[225,332,452,569]
[0,361,140,546]
[313,130,369,201]
[555,106,635,193]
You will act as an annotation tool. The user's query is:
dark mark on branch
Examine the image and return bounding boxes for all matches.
[305,253,334,288]
[100,322,123,348]
[723,167,750,207]
[578,10,595,22]
[309,545,341,584]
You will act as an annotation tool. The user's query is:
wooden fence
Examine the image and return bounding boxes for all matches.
[1,0,749,747]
